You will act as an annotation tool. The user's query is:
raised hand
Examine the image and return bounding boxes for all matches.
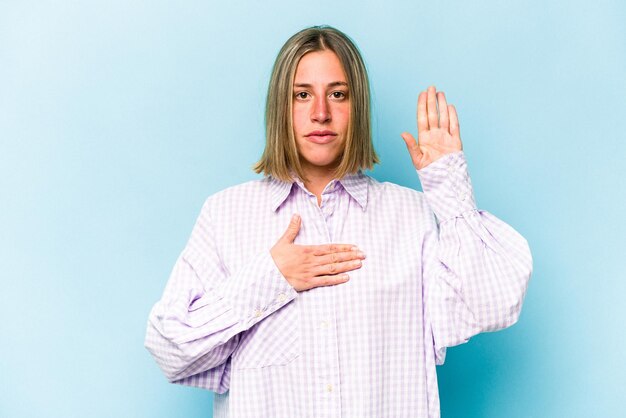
[270,214,365,292]
[400,86,463,170]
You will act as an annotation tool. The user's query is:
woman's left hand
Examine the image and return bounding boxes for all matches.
[401,86,463,170]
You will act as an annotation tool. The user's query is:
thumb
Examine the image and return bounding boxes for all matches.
[400,132,423,169]
[280,214,301,243]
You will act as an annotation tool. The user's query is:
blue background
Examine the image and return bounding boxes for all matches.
[1,0,625,417]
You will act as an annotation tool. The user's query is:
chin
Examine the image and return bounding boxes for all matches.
[303,154,342,168]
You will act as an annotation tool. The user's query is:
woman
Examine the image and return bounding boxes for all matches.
[145,26,532,418]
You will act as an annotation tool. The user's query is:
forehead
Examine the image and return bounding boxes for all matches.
[294,50,347,83]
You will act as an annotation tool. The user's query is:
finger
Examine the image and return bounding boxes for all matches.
[417,91,428,134]
[437,91,449,132]
[317,249,366,265]
[400,132,423,169]
[448,104,460,139]
[427,85,438,129]
[310,273,351,288]
[312,258,363,276]
[309,243,358,256]
[280,214,301,243]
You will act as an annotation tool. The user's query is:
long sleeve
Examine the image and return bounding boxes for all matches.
[418,151,532,365]
[144,196,297,392]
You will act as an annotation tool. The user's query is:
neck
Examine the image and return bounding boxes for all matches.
[301,165,338,207]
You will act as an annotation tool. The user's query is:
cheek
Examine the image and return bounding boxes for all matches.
[335,105,350,127]
[292,106,308,133]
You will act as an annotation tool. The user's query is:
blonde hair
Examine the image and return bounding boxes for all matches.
[253,25,379,182]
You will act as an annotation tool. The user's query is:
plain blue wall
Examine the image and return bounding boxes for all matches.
[1,0,625,417]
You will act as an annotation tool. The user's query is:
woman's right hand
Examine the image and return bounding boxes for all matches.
[270,214,366,292]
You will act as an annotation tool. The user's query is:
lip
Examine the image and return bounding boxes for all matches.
[305,130,338,144]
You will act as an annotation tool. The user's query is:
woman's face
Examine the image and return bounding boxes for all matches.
[292,49,350,177]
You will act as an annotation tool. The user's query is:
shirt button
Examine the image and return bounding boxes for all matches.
[326,384,333,392]
[254,309,263,318]
[277,293,286,302]
[320,320,328,328]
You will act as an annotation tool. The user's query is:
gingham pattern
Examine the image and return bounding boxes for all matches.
[145,151,532,418]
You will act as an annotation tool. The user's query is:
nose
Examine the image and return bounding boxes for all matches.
[311,95,331,123]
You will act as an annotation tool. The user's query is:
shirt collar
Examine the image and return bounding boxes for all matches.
[267,171,369,212]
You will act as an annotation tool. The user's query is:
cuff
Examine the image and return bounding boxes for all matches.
[221,251,298,329]
[417,151,477,223]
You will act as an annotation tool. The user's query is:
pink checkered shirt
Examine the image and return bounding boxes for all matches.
[145,151,532,418]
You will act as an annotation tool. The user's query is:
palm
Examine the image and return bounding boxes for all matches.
[401,86,463,170]
[414,127,462,168]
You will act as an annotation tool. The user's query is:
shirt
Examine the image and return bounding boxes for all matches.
[144,151,532,418]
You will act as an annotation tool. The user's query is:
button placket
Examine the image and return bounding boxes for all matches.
[310,285,341,409]
[322,197,335,218]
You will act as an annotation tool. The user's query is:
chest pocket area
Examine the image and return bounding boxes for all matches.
[231,299,301,370]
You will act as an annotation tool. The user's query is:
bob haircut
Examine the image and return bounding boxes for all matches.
[253,25,379,182]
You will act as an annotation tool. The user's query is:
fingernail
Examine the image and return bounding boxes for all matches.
[358,251,366,259]
[341,274,350,280]
[351,246,359,251]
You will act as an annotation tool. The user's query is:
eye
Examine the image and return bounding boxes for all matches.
[295,91,309,100]
[331,91,347,99]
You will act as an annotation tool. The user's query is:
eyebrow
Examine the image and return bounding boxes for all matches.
[293,81,348,88]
